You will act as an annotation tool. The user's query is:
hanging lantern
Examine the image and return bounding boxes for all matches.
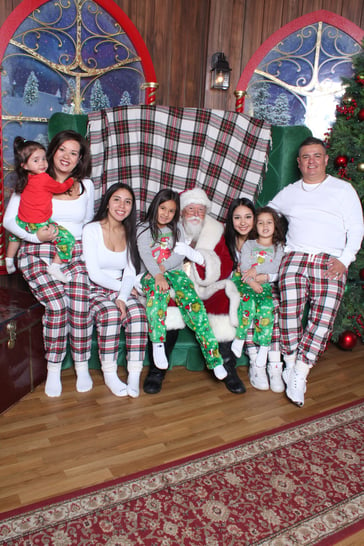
[210,52,231,90]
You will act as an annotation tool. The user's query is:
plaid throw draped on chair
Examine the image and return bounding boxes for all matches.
[87,106,271,221]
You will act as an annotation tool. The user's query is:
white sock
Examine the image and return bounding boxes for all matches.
[152,343,169,369]
[101,361,127,397]
[231,338,244,358]
[47,263,70,283]
[127,370,141,398]
[213,363,228,380]
[75,362,93,393]
[247,346,258,364]
[45,363,62,397]
[284,352,297,371]
[268,350,281,364]
[6,257,16,274]
[255,346,269,367]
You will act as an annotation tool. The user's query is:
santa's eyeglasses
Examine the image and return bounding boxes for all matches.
[183,205,206,217]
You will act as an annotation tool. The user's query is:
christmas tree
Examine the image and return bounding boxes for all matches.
[325,40,364,344]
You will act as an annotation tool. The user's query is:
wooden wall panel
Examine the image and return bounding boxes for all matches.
[0,0,363,111]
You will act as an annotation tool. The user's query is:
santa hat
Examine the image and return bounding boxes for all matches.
[180,187,211,213]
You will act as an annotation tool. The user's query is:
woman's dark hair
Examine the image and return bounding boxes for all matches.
[225,197,256,268]
[47,130,92,195]
[255,205,287,246]
[94,182,141,273]
[13,136,46,193]
[141,188,180,247]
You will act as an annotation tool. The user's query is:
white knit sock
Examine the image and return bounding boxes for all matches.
[213,363,228,380]
[255,346,269,367]
[6,257,16,274]
[47,263,70,283]
[127,370,141,398]
[231,338,244,358]
[152,343,169,369]
[75,362,93,393]
[101,361,127,397]
[45,362,62,397]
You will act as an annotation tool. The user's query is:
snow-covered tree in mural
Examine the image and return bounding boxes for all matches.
[62,79,77,114]
[270,93,291,125]
[252,83,270,121]
[119,90,132,106]
[23,71,39,105]
[252,84,291,125]
[90,80,110,111]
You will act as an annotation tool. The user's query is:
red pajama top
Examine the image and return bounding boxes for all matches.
[17,173,74,223]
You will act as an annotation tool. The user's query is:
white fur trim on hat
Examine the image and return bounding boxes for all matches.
[180,187,211,212]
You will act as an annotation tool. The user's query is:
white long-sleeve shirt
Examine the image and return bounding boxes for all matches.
[82,221,136,302]
[3,178,95,242]
[269,175,364,268]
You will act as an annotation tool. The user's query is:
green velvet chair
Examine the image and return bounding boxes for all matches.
[61,328,248,371]
[256,124,312,206]
[50,113,312,372]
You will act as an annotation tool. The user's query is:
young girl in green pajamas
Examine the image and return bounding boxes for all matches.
[231,206,285,376]
[137,188,226,380]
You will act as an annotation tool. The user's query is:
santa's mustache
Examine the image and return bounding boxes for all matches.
[185,216,202,224]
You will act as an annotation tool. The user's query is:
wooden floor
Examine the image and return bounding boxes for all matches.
[1,342,363,544]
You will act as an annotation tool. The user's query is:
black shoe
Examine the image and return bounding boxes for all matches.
[219,341,246,394]
[143,330,179,394]
[224,366,246,394]
[143,367,166,394]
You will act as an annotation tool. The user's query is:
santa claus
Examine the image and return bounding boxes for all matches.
[143,187,244,395]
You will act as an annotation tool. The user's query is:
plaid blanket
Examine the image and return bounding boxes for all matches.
[87,106,271,221]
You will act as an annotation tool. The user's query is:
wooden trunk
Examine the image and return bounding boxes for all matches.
[0,288,46,413]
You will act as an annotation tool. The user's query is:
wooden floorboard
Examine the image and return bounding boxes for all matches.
[0,342,363,544]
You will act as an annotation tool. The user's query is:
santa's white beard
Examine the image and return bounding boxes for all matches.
[183,217,203,242]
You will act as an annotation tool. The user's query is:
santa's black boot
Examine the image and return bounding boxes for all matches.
[219,341,246,394]
[143,330,179,394]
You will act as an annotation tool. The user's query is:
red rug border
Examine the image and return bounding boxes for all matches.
[1,396,363,538]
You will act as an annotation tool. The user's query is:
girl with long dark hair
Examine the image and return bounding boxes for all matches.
[83,183,148,398]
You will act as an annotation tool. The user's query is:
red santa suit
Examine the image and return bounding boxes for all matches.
[166,201,240,342]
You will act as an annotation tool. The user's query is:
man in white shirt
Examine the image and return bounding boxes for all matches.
[270,137,363,407]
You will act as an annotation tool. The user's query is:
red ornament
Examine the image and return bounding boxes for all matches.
[338,330,357,350]
[358,108,364,122]
[360,268,364,281]
[334,155,348,169]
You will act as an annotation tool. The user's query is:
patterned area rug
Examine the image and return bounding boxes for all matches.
[1,400,363,545]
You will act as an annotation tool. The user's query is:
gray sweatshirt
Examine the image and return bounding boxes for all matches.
[137,222,185,277]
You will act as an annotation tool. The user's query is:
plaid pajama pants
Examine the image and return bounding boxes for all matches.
[141,269,223,370]
[89,284,148,369]
[17,240,93,364]
[278,252,346,366]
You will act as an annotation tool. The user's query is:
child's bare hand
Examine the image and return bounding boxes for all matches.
[37,224,58,242]
[155,273,169,293]
[241,267,257,282]
[247,278,263,293]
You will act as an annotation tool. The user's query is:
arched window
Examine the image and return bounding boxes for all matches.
[235,11,363,138]
[0,0,156,272]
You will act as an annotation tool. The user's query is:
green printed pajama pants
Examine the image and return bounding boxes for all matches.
[232,271,274,346]
[141,269,223,370]
[16,216,75,261]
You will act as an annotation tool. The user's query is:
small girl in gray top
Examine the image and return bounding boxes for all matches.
[137,188,226,379]
[231,207,285,385]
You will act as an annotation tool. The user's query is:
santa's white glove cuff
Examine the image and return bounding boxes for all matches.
[174,242,204,265]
